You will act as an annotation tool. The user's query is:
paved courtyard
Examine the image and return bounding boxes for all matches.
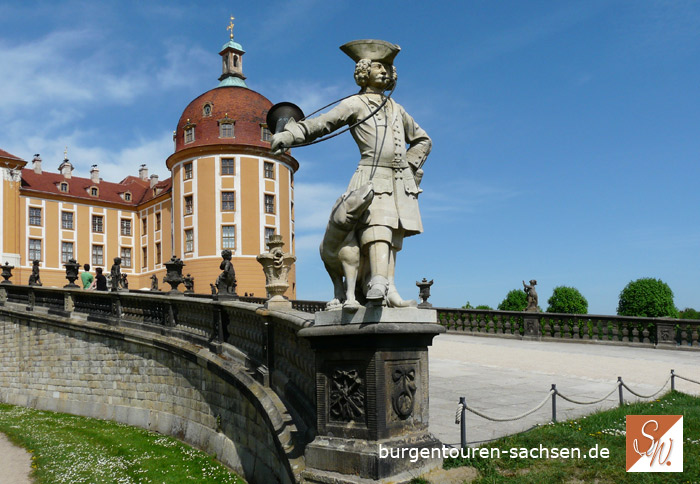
[429,333,700,446]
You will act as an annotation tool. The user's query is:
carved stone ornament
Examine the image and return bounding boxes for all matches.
[63,259,80,288]
[28,260,42,286]
[257,235,295,306]
[1,262,14,284]
[391,366,417,420]
[162,256,184,293]
[329,368,365,423]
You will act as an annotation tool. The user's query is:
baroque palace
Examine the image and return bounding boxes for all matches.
[0,25,298,297]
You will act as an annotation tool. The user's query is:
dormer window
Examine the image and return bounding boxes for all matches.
[218,115,235,139]
[59,182,68,192]
[261,124,271,142]
[89,186,99,197]
[123,191,132,202]
[185,127,195,143]
[183,119,196,144]
[203,103,212,117]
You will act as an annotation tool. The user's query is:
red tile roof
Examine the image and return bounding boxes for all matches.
[0,149,25,162]
[21,168,172,207]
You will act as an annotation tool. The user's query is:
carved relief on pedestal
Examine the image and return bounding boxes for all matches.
[329,368,365,423]
[391,365,417,420]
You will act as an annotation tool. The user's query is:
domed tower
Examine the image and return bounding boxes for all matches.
[166,20,298,298]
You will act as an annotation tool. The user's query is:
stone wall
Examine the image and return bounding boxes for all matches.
[0,307,302,484]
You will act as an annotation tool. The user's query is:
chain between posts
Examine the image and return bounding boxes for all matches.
[455,369,698,447]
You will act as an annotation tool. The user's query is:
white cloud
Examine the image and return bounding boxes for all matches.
[293,181,345,230]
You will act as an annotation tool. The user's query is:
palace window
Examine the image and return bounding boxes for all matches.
[185,127,195,144]
[264,227,275,246]
[61,211,74,230]
[124,192,132,201]
[222,192,235,211]
[155,212,162,231]
[142,217,147,233]
[261,125,271,142]
[185,229,194,253]
[92,215,103,233]
[221,158,235,175]
[264,194,275,214]
[92,245,104,266]
[61,242,73,264]
[90,186,99,197]
[29,207,42,226]
[222,225,236,250]
[264,162,274,179]
[184,162,193,180]
[28,239,42,261]
[60,182,68,192]
[184,196,193,215]
[121,219,132,236]
[156,242,162,265]
[142,247,147,268]
[121,247,132,268]
[219,122,234,138]
[203,103,212,116]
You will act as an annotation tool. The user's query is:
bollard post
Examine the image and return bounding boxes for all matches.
[459,396,467,448]
[671,369,675,391]
[618,377,624,406]
[551,384,557,423]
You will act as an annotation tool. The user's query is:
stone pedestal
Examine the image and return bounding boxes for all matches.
[299,308,444,483]
[523,313,540,340]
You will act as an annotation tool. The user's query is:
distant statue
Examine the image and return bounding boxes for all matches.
[210,283,217,295]
[416,278,433,308]
[150,274,159,291]
[523,280,538,312]
[121,273,129,289]
[28,260,42,286]
[215,250,237,297]
[183,274,195,293]
[110,257,122,291]
[270,39,431,310]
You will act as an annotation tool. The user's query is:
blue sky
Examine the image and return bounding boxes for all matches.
[1,1,698,314]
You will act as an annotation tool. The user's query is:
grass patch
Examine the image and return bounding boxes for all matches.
[444,391,700,483]
[0,403,245,483]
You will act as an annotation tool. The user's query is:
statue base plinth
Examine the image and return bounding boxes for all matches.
[264,295,292,310]
[214,293,239,301]
[314,306,437,326]
[299,313,444,482]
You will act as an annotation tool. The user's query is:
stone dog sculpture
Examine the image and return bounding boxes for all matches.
[271,39,431,310]
[321,184,374,310]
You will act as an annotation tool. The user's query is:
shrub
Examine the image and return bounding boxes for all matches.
[680,308,700,320]
[546,286,588,314]
[475,304,493,310]
[498,289,527,311]
[617,278,679,318]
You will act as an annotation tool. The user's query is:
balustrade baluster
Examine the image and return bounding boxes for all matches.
[553,319,561,338]
[562,319,570,339]
[680,325,689,346]
[632,325,640,343]
[692,326,699,347]
[642,325,650,344]
[543,318,552,337]
[611,321,619,341]
[495,314,503,334]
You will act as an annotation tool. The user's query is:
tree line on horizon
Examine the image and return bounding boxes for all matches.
[462,277,697,319]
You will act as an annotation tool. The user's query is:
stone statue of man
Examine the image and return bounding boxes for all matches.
[110,257,122,291]
[523,280,538,312]
[271,39,431,309]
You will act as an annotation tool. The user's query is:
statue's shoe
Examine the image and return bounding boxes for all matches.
[366,276,389,300]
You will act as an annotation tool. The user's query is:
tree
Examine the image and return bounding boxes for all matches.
[475,304,493,310]
[546,286,588,314]
[617,278,679,318]
[498,289,527,311]
[679,308,700,320]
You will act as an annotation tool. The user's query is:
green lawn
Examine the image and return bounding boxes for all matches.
[0,403,245,484]
[436,391,700,483]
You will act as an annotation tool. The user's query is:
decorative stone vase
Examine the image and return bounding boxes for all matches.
[256,235,295,309]
[1,262,14,284]
[63,259,80,288]
[162,256,184,294]
[416,278,434,308]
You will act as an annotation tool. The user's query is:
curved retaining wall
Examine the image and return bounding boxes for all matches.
[0,305,304,484]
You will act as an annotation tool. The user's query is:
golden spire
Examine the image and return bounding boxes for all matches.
[227,15,235,40]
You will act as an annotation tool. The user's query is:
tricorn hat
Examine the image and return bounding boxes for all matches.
[340,39,401,65]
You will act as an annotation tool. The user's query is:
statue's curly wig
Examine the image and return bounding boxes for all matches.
[354,59,397,91]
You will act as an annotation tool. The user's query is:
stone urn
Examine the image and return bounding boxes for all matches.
[1,262,14,284]
[256,235,295,309]
[162,256,184,294]
[63,259,80,288]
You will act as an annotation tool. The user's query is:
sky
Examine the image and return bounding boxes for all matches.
[1,0,698,315]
